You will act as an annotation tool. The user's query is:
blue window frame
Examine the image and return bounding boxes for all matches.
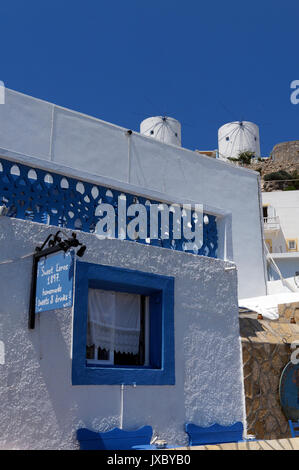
[72,262,175,385]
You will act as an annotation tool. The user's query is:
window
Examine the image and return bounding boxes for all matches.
[72,262,175,385]
[287,239,298,252]
[263,205,268,219]
[86,290,149,367]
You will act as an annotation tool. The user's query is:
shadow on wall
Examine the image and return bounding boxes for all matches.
[29,303,125,447]
[239,317,265,339]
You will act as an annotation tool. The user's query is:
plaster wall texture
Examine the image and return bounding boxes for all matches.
[0,217,245,450]
[0,88,266,299]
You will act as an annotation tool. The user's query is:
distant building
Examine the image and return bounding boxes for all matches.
[195,150,217,158]
[262,190,299,288]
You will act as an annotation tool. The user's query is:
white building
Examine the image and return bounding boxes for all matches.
[0,88,267,449]
[0,89,267,300]
[262,190,299,291]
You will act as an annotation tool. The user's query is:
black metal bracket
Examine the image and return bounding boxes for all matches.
[28,231,86,329]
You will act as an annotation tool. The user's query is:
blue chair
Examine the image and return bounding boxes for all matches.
[77,426,153,450]
[289,420,299,438]
[185,422,244,446]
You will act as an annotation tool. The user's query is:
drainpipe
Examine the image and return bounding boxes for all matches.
[120,384,124,429]
[125,130,132,184]
[120,382,137,430]
[257,172,269,295]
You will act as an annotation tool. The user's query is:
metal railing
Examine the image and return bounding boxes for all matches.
[263,216,280,230]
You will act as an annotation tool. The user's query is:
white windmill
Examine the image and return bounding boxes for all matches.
[218,121,261,161]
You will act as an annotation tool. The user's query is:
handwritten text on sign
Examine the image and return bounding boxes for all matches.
[35,251,74,313]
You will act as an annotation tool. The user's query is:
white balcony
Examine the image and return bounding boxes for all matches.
[264,216,280,233]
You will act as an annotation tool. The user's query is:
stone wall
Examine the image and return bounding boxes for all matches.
[271,141,299,164]
[242,340,290,439]
[232,141,299,191]
[240,308,299,440]
[244,158,299,191]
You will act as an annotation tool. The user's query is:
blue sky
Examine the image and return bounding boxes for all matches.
[1,0,299,156]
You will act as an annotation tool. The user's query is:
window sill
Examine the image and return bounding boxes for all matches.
[73,364,174,386]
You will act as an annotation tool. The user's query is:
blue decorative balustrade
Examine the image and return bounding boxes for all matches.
[0,157,218,258]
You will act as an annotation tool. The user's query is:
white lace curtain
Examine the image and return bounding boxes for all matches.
[87,289,141,355]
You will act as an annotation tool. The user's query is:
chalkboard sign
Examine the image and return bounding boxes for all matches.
[35,251,74,313]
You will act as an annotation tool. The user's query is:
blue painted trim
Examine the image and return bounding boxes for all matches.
[0,156,218,258]
[185,422,244,446]
[72,262,175,385]
[77,426,153,450]
[289,420,299,438]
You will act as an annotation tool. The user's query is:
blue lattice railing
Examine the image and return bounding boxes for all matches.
[0,157,218,258]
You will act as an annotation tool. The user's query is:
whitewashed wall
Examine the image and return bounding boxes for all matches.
[263,191,299,282]
[0,88,267,299]
[0,218,245,450]
[268,256,299,280]
[263,191,299,253]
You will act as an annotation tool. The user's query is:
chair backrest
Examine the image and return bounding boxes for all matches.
[185,422,244,446]
[77,426,153,450]
[289,420,299,438]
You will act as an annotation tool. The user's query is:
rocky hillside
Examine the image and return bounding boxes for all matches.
[242,141,299,192]
[245,159,299,191]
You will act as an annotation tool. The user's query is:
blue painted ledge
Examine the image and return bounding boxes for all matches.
[0,156,218,258]
[185,422,244,446]
[77,426,153,450]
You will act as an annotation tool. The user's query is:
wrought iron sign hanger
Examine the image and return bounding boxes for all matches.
[28,230,86,329]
